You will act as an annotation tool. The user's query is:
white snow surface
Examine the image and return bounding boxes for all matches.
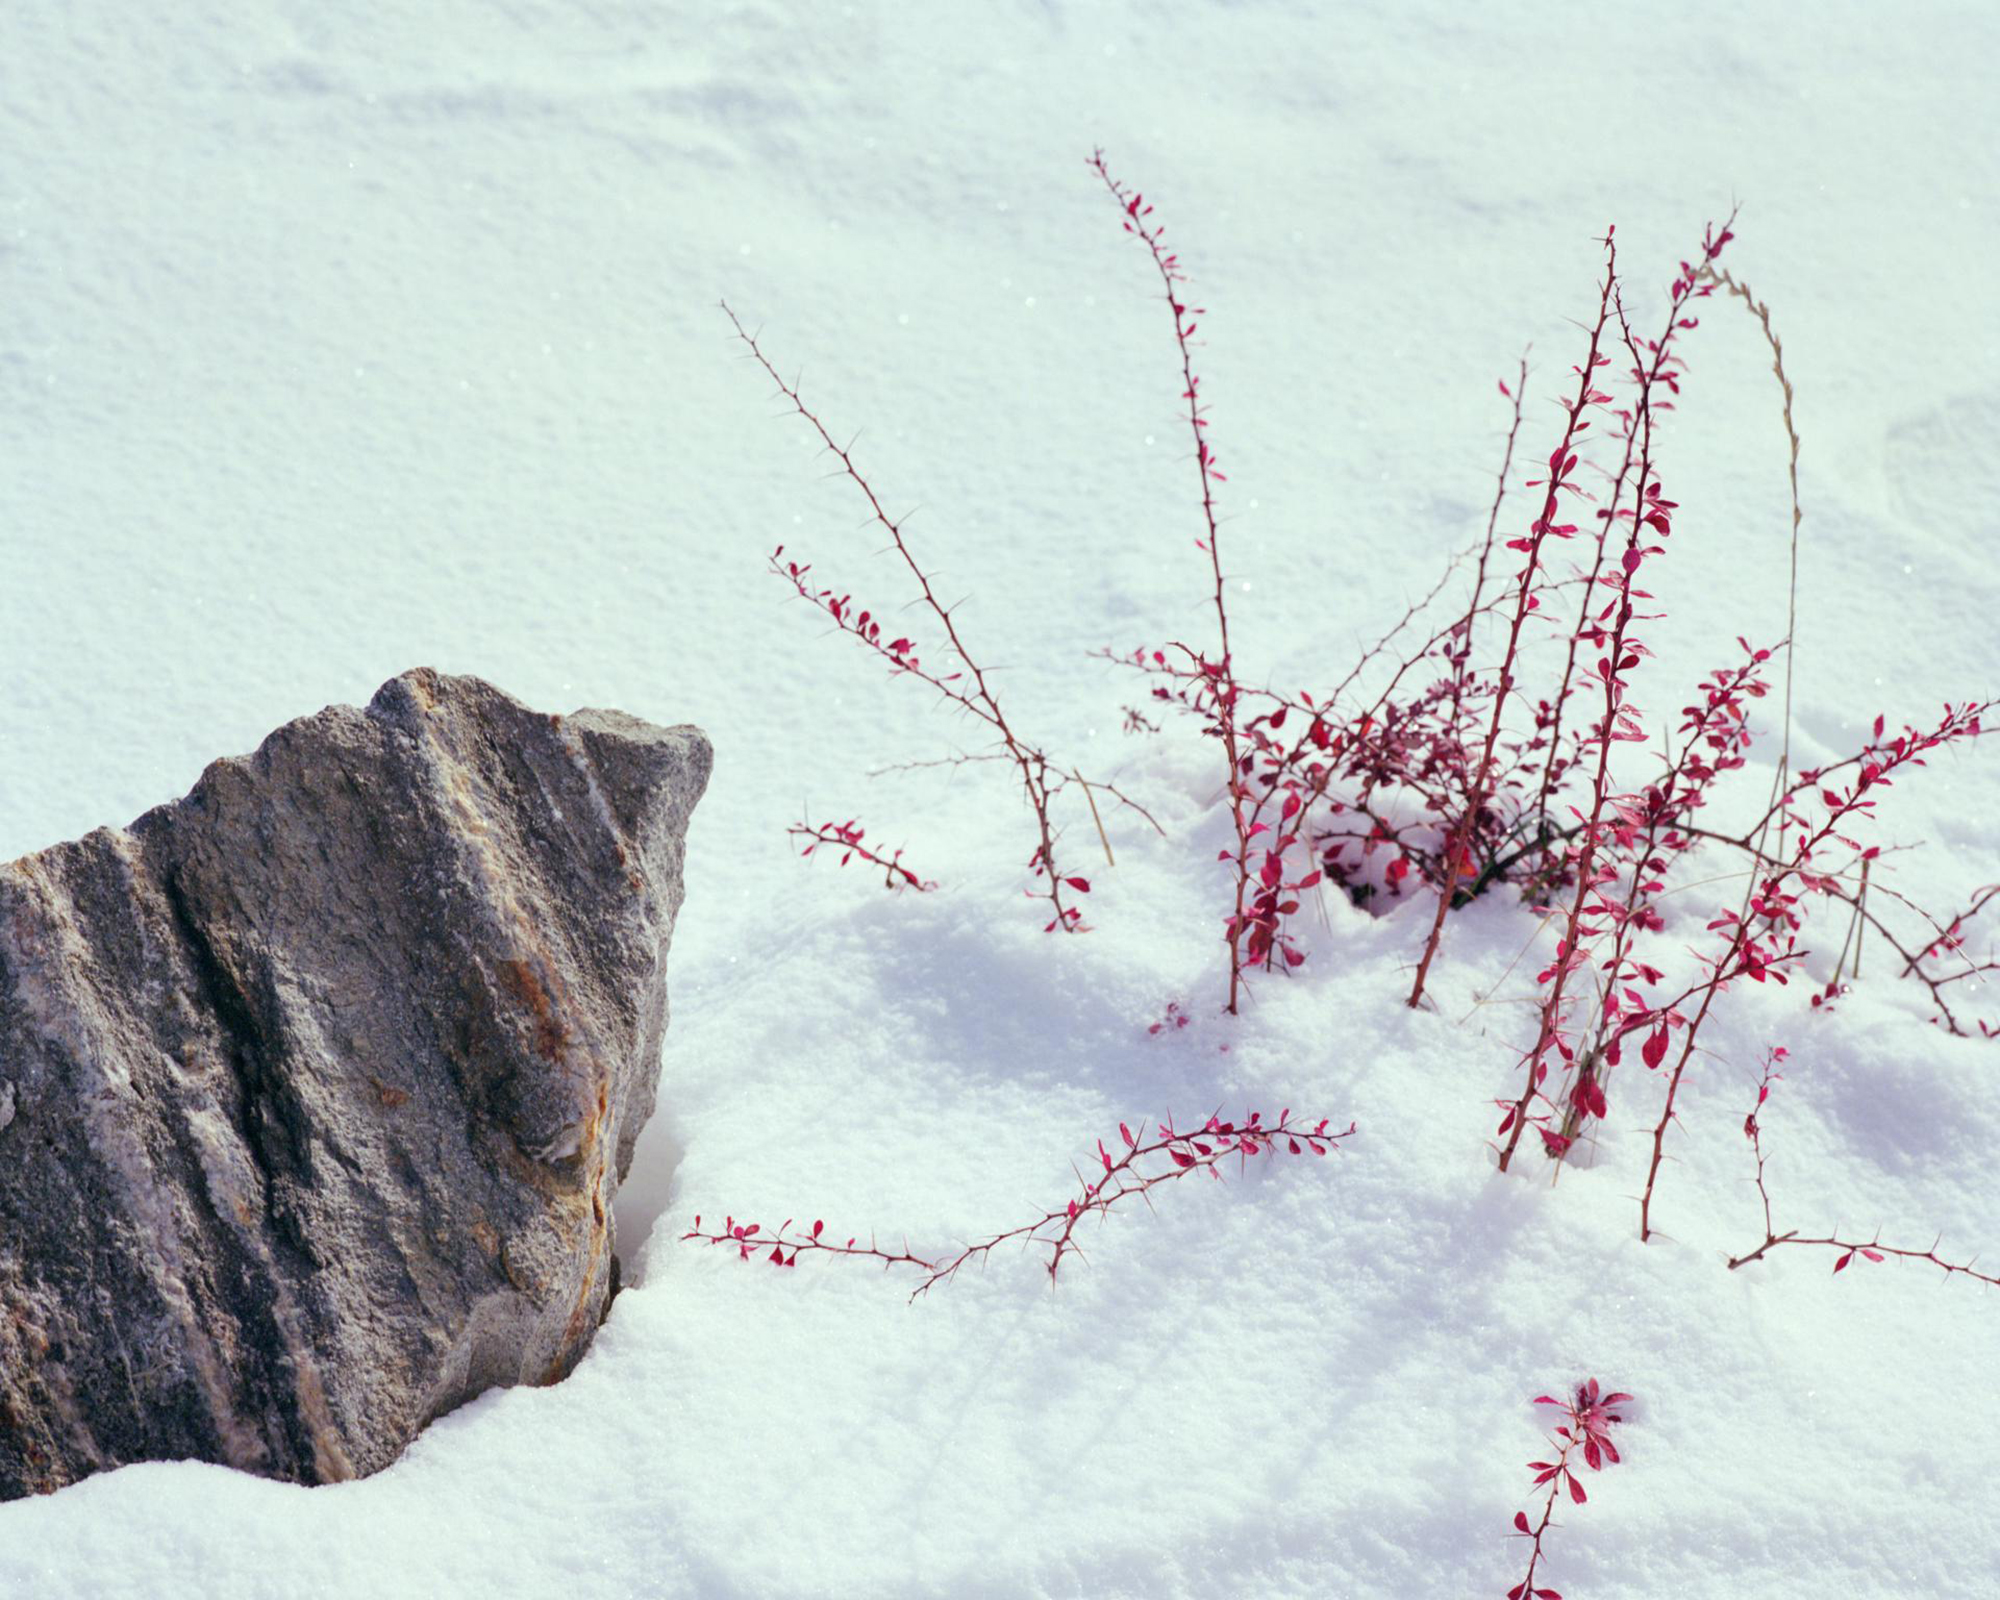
[4,3,1999,1596]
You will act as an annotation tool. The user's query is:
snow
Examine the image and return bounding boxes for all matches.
[4,2,1999,1595]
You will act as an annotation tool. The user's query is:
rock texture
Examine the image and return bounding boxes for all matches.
[0,669,710,1498]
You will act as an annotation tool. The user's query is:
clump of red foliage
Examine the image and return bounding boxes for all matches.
[1091,158,1994,1243]
[1505,1379,1630,1600]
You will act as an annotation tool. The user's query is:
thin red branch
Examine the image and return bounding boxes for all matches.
[1726,1055,1999,1289]
[726,303,1087,932]
[683,1108,1353,1303]
[789,819,937,892]
[1410,231,1622,1011]
[1090,150,1257,1009]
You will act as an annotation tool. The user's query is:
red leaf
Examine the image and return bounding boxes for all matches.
[1065,876,1093,894]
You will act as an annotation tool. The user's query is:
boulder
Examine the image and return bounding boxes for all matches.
[0,669,710,1498]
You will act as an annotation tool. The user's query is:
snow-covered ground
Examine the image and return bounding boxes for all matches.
[5,3,1998,1595]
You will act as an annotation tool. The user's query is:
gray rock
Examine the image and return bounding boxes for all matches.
[0,669,710,1498]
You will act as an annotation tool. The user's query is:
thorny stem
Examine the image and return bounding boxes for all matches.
[1727,1228,2000,1285]
[1524,316,1678,865]
[788,820,936,892]
[1512,1439,1575,1600]
[1090,150,1254,1008]
[682,1110,1353,1303]
[1726,1060,1999,1287]
[1410,234,1621,1013]
[1496,216,1736,1172]
[728,303,1083,930]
